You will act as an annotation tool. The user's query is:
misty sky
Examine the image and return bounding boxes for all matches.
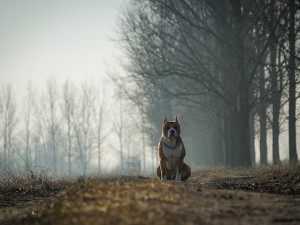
[0,0,124,94]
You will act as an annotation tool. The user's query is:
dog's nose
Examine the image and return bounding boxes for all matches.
[170,130,175,134]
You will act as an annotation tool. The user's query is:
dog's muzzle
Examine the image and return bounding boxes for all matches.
[168,127,177,138]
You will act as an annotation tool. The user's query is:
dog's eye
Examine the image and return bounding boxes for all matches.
[174,126,178,129]
[165,127,170,130]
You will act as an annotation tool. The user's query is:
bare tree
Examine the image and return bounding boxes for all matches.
[113,90,124,171]
[0,79,113,175]
[258,54,268,165]
[34,94,49,171]
[93,85,107,174]
[40,78,60,173]
[288,0,298,164]
[119,0,277,166]
[269,1,283,165]
[23,82,35,167]
[72,81,96,175]
[62,80,76,175]
[0,85,17,171]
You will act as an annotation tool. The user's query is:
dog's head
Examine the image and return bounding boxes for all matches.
[162,116,181,139]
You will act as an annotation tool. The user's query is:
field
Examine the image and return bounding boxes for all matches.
[0,166,299,225]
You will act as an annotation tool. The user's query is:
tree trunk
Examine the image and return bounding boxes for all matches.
[233,0,251,166]
[249,110,256,165]
[98,137,101,174]
[50,99,56,173]
[68,119,72,176]
[270,10,281,164]
[34,137,39,171]
[212,113,224,166]
[288,0,298,164]
[151,133,155,173]
[142,115,146,173]
[225,110,241,166]
[239,104,251,166]
[259,65,268,165]
[223,117,231,166]
[119,97,124,170]
[223,105,239,166]
[3,124,7,170]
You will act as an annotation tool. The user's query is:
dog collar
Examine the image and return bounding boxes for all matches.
[161,140,182,149]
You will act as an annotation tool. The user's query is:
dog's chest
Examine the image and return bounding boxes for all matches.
[162,143,182,170]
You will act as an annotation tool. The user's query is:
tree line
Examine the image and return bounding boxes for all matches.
[0,78,160,176]
[117,0,300,166]
[0,79,108,175]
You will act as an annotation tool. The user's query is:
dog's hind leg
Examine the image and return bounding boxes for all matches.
[181,163,191,181]
[156,164,161,180]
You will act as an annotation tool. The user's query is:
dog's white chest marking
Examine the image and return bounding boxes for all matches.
[162,142,182,171]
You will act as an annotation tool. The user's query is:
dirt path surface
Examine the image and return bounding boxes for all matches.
[1,167,300,225]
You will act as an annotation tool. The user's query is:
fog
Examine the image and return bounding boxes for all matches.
[0,0,122,97]
[0,0,127,176]
[0,0,299,177]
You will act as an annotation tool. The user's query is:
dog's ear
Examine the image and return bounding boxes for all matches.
[164,117,167,123]
[175,116,179,122]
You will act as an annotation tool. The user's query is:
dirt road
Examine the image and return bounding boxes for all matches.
[1,166,300,225]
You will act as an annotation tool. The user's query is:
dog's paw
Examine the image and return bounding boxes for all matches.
[175,173,182,181]
[161,175,167,181]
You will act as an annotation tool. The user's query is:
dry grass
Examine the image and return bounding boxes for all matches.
[201,165,300,194]
[0,171,76,207]
[0,165,299,225]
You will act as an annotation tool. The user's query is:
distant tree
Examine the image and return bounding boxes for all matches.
[113,89,124,171]
[23,82,35,167]
[40,78,60,173]
[34,94,49,171]
[93,85,107,174]
[62,80,76,175]
[72,81,96,175]
[0,85,17,171]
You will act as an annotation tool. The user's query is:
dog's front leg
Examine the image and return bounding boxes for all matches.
[175,158,183,181]
[175,144,186,181]
[159,140,168,181]
[160,158,167,181]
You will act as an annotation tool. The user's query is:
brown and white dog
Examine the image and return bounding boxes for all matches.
[156,117,191,181]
